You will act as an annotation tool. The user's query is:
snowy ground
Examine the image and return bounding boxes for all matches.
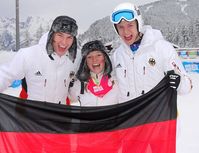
[177,73,199,153]
[0,51,199,153]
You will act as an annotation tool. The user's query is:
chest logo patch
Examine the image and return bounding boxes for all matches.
[148,58,156,66]
[35,71,42,76]
[116,63,122,68]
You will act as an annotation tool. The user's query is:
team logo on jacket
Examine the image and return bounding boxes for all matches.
[35,71,42,76]
[148,58,156,66]
[116,63,122,68]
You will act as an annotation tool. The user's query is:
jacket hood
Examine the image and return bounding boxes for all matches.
[140,26,164,46]
[39,32,48,46]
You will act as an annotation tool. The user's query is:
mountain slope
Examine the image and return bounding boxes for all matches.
[0,0,198,50]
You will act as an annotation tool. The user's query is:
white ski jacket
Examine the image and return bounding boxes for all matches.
[112,26,192,103]
[0,34,78,104]
[69,75,119,106]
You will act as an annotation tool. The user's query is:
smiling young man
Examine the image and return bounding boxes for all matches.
[52,32,74,57]
[110,2,192,103]
[0,16,79,104]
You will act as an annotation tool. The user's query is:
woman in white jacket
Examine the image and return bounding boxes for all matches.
[110,2,192,103]
[0,16,79,104]
[69,40,119,106]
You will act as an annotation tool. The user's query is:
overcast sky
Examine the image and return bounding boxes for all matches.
[1,0,159,33]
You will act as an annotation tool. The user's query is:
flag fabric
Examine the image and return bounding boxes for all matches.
[0,75,177,153]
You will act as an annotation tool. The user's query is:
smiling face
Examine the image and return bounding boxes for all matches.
[52,32,74,57]
[116,19,139,46]
[86,50,105,75]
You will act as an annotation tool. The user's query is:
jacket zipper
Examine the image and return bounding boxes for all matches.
[44,79,47,101]
[132,56,137,97]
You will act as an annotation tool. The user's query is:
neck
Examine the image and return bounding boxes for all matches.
[130,33,143,52]
[134,33,143,44]
[90,71,104,80]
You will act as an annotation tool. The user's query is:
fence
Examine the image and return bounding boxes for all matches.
[176,48,199,73]
[176,48,199,59]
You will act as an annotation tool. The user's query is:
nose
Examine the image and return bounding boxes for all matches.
[92,56,98,62]
[60,37,68,46]
[123,27,129,35]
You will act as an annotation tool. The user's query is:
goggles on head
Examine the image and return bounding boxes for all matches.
[111,9,136,24]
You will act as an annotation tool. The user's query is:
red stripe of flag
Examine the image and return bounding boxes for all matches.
[0,120,176,153]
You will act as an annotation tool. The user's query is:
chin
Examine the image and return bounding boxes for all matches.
[92,70,101,74]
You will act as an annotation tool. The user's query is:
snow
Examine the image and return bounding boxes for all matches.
[177,73,199,153]
[0,51,16,64]
[0,51,199,153]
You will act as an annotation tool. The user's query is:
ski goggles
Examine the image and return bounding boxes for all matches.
[111,9,137,24]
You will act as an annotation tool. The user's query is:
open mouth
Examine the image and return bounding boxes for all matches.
[58,45,67,52]
[124,35,133,41]
[92,63,100,68]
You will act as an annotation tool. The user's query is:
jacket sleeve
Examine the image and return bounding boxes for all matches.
[110,50,117,78]
[0,50,26,92]
[170,52,192,95]
[157,40,192,95]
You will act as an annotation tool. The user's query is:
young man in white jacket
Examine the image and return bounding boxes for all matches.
[0,16,79,104]
[110,2,192,103]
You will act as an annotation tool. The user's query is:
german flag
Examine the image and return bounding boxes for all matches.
[0,75,177,153]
